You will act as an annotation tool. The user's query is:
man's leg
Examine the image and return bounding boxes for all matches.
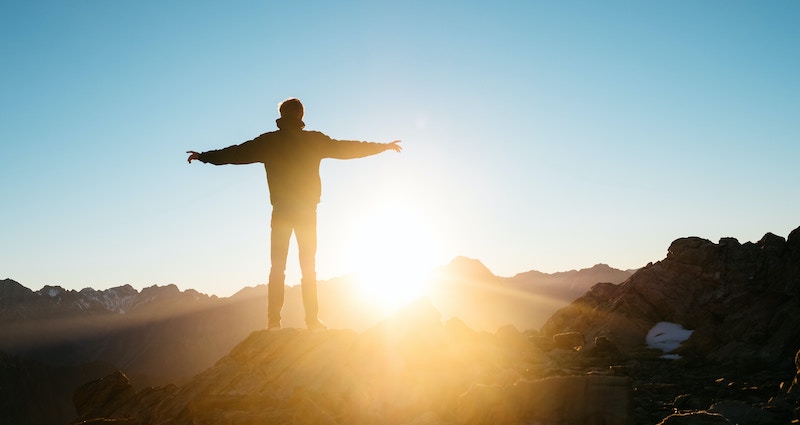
[295,205,321,327]
[268,205,292,328]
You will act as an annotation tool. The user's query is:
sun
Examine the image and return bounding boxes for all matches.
[344,201,445,312]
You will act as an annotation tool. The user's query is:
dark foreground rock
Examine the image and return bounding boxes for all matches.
[538,226,800,424]
[542,227,800,368]
[71,300,636,425]
[65,225,800,424]
[71,301,800,425]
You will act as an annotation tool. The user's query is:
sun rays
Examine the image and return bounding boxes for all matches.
[343,201,446,312]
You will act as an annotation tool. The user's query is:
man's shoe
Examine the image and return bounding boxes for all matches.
[267,322,282,331]
[306,320,327,332]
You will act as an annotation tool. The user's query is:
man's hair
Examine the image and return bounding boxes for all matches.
[279,98,304,120]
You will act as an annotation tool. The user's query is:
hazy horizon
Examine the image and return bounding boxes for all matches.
[4,254,638,294]
[2,2,798,298]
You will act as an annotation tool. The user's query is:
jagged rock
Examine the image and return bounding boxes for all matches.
[73,371,135,421]
[708,400,783,425]
[457,375,632,425]
[584,335,622,363]
[673,393,714,412]
[8,225,800,425]
[542,226,800,368]
[552,332,585,351]
[69,301,638,425]
[1,262,633,425]
[789,348,800,394]
[656,411,731,424]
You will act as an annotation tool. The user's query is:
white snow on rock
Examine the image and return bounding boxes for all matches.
[646,321,694,359]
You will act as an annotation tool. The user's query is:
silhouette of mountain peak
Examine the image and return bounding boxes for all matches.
[440,256,497,281]
[0,278,37,305]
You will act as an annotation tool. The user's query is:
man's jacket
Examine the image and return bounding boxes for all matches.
[197,128,385,206]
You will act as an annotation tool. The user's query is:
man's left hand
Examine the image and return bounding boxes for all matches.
[385,141,402,152]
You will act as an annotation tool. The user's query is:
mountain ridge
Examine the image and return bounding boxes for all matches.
[0,261,633,425]
[64,224,800,425]
[2,258,630,304]
[3,226,800,424]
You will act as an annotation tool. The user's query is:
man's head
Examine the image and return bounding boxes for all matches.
[279,98,304,120]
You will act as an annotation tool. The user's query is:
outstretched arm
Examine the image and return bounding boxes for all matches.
[326,139,402,159]
[185,138,264,165]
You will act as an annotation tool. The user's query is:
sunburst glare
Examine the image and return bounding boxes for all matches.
[344,201,446,312]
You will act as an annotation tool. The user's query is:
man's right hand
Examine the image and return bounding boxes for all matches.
[186,151,200,163]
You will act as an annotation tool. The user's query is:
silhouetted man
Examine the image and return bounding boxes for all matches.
[187,98,401,331]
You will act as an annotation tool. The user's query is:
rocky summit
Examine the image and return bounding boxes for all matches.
[0,262,632,425]
[71,299,636,425]
[70,226,800,425]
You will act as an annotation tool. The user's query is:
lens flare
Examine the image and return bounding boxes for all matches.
[344,201,445,312]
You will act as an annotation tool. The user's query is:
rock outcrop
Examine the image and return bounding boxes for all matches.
[10,226,800,424]
[542,226,800,368]
[0,263,632,425]
[70,298,800,425]
[71,300,635,425]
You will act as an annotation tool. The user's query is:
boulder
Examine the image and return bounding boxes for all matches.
[552,332,585,351]
[656,412,731,424]
[457,375,632,425]
[708,400,781,425]
[73,371,135,421]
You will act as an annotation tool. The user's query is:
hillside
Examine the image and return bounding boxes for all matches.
[67,225,800,425]
[70,301,636,425]
[0,261,629,425]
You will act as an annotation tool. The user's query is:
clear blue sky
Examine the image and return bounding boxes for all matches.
[2,1,798,297]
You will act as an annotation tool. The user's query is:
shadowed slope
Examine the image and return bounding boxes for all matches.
[71,300,634,425]
[542,226,800,367]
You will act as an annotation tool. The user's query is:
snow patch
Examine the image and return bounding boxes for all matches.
[646,321,694,359]
[37,286,63,298]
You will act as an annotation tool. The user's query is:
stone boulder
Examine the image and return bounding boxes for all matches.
[457,375,632,425]
[656,412,731,424]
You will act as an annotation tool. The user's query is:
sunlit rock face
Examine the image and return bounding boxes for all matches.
[71,299,634,425]
[541,225,800,367]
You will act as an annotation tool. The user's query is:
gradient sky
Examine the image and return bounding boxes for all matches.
[2,1,798,297]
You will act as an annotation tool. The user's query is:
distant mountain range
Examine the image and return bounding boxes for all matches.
[0,260,631,380]
[428,257,635,332]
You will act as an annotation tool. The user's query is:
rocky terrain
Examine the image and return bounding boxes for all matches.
[541,228,800,369]
[63,226,800,424]
[69,301,637,425]
[0,261,629,425]
[69,302,800,425]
